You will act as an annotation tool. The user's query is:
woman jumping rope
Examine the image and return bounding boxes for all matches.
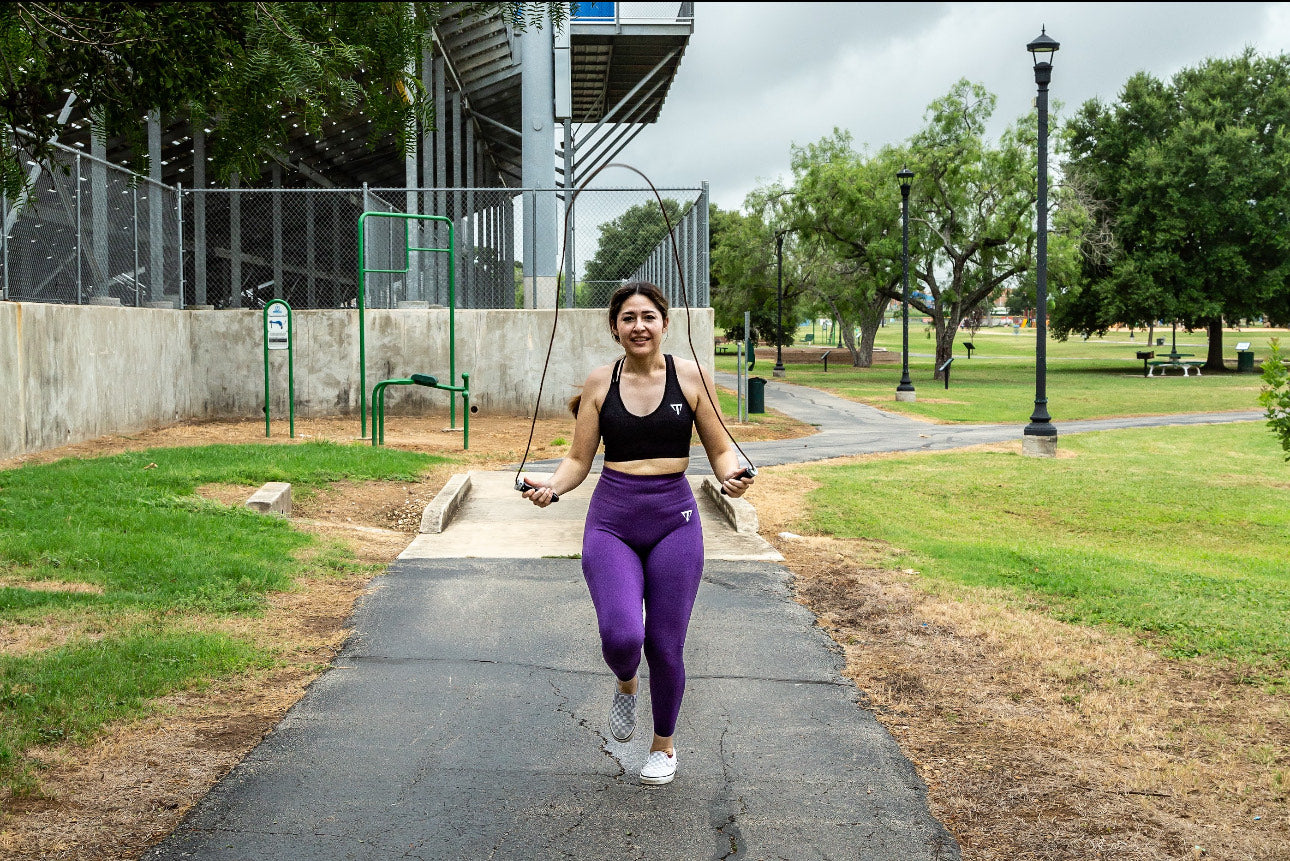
[520,281,754,785]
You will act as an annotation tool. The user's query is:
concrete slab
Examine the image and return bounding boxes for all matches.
[245,481,291,516]
[400,471,782,562]
[149,559,958,861]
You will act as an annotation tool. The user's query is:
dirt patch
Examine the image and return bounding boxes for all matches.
[753,459,1290,860]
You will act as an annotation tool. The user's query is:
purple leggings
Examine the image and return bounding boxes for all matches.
[582,468,704,738]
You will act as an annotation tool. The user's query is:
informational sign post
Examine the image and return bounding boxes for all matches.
[267,303,289,350]
[262,299,295,437]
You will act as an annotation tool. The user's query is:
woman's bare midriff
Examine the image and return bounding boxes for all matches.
[603,456,690,476]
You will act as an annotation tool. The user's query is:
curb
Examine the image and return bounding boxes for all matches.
[420,473,472,533]
[699,476,759,534]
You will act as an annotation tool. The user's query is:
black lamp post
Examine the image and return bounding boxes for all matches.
[773,229,786,378]
[896,167,916,401]
[1024,26,1059,452]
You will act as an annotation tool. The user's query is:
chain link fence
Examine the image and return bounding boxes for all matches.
[187,184,708,310]
[3,141,708,311]
[2,138,183,306]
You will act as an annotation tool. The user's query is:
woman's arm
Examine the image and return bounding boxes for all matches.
[681,359,754,498]
[522,365,610,508]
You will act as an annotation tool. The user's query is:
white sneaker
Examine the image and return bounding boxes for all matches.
[608,690,637,742]
[640,749,677,785]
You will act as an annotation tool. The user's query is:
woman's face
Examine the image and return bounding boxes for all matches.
[613,294,668,356]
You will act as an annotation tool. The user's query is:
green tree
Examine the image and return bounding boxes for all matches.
[583,198,688,287]
[787,129,905,367]
[709,191,801,348]
[905,80,1055,378]
[0,2,563,197]
[1060,51,1290,368]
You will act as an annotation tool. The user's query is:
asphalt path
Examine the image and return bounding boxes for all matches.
[149,559,957,860]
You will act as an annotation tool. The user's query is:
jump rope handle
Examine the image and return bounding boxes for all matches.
[517,477,560,503]
[720,467,758,496]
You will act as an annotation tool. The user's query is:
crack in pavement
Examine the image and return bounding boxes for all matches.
[710,720,747,860]
[548,677,625,783]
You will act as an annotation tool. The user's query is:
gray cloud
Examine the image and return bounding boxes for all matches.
[618,2,1288,209]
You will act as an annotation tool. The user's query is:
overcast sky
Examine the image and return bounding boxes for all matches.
[616,2,1290,210]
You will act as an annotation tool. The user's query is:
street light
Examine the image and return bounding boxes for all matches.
[896,167,916,402]
[1023,26,1059,456]
[773,229,786,378]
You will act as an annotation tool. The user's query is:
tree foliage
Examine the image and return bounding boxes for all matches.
[1060,50,1290,367]
[0,2,563,197]
[709,189,808,348]
[786,129,905,366]
[904,79,1065,376]
[583,197,688,285]
[1261,338,1290,460]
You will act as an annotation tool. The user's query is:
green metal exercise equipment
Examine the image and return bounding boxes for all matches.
[371,372,471,450]
[356,212,458,440]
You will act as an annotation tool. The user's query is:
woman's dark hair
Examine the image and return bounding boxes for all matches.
[608,281,669,335]
[568,282,670,417]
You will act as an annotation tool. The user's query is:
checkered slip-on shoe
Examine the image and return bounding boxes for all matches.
[608,690,637,742]
[640,749,677,785]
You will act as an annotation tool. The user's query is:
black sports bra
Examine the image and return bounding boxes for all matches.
[600,355,695,461]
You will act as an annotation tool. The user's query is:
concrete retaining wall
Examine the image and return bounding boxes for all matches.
[1,303,713,459]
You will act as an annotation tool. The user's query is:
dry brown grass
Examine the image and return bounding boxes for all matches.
[751,461,1290,860]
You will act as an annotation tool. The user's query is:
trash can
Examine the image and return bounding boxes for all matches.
[747,377,767,414]
[1156,337,1165,346]
[1237,350,1255,372]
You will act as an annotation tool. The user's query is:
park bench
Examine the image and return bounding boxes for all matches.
[1146,359,1204,377]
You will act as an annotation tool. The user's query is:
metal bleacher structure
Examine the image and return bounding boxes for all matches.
[1,2,704,311]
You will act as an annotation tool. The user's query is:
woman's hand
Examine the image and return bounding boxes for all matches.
[521,475,559,508]
[719,467,754,498]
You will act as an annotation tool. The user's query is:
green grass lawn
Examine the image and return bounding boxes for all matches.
[720,326,1284,423]
[791,421,1290,685]
[0,442,443,795]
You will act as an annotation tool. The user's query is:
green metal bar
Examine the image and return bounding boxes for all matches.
[448,220,457,429]
[460,372,469,450]
[357,212,456,442]
[370,371,469,449]
[357,217,368,439]
[263,306,270,437]
[287,301,295,438]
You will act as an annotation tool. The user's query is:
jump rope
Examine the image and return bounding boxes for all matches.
[514,162,758,502]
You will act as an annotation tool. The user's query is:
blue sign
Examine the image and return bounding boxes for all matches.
[573,2,615,20]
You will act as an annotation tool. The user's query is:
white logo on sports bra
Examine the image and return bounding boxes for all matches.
[671,403,684,415]
[681,509,693,522]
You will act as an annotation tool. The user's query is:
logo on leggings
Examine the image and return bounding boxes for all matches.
[671,403,684,415]
[681,509,693,522]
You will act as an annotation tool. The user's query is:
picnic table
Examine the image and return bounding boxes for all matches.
[1145,351,1204,377]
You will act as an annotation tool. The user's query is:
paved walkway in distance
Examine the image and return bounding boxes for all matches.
[710,372,1264,467]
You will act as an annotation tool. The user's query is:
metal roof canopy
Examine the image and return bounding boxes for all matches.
[29,5,693,191]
